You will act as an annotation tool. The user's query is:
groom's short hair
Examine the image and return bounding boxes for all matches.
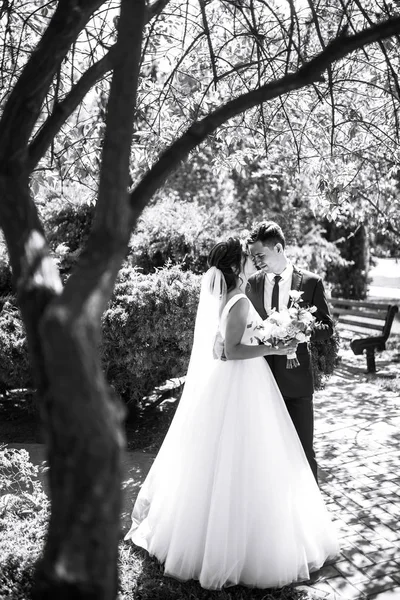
[248,221,286,249]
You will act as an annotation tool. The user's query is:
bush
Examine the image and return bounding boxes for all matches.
[287,236,341,389]
[0,257,339,403]
[129,195,239,274]
[0,301,31,392]
[324,221,370,299]
[0,446,49,600]
[0,237,30,393]
[0,259,12,299]
[310,329,341,391]
[0,263,201,404]
[285,226,350,289]
[0,446,41,498]
[44,201,94,253]
[0,234,13,301]
[102,264,201,412]
[44,201,95,278]
[129,195,353,292]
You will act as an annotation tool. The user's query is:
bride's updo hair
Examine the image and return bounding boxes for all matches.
[208,237,243,291]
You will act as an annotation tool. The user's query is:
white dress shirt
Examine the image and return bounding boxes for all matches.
[263,264,294,314]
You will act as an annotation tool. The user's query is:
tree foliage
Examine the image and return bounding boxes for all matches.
[2,1,400,234]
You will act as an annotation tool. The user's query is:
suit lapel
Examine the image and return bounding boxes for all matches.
[254,271,267,319]
[288,266,303,307]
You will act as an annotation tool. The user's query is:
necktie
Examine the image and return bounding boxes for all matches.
[271,275,282,311]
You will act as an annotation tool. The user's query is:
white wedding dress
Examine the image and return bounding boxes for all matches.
[125,289,339,589]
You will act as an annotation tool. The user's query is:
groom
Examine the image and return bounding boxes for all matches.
[246,221,333,484]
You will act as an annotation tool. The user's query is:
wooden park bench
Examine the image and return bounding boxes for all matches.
[330,298,399,373]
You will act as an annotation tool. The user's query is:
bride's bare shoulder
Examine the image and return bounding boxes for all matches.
[225,294,249,318]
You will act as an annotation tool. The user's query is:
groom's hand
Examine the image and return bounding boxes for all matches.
[213,331,226,360]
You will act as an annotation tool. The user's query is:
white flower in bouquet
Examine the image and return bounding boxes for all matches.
[297,306,317,326]
[262,311,292,342]
[294,331,308,343]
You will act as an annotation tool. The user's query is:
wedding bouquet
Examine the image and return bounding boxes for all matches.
[255,290,317,368]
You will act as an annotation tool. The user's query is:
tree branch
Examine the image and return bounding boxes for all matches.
[306,0,337,156]
[59,0,146,318]
[357,190,400,238]
[285,0,297,74]
[0,0,105,168]
[35,5,147,593]
[148,0,171,21]
[27,0,173,171]
[353,0,400,138]
[129,15,400,218]
[28,47,117,171]
[198,0,218,89]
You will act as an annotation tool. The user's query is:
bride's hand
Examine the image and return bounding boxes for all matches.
[269,340,298,355]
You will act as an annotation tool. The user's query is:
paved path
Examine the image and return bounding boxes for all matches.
[7,345,400,600]
[298,347,400,600]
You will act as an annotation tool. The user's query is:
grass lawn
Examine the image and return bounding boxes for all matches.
[119,545,309,600]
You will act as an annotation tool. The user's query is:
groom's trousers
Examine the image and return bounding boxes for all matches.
[282,394,318,484]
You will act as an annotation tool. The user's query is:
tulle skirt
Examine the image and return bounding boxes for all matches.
[124,357,339,589]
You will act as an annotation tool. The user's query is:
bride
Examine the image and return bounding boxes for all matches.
[124,237,339,590]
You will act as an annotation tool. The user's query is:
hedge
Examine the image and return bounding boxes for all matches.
[0,445,49,600]
[102,265,201,411]
[128,195,238,274]
[0,264,338,406]
[0,300,32,393]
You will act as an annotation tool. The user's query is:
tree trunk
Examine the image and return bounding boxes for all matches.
[33,302,125,600]
[0,174,62,395]
[0,1,145,597]
[0,173,126,600]
[31,1,146,597]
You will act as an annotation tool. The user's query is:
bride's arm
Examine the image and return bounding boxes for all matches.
[224,298,293,360]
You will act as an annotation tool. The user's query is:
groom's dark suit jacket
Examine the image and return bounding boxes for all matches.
[246,266,333,398]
